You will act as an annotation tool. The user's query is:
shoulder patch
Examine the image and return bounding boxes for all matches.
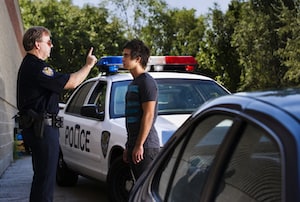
[42,67,54,77]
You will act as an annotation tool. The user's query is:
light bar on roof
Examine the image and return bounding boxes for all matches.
[148,56,166,65]
[97,56,123,66]
[148,56,197,65]
[96,55,198,74]
[165,56,197,65]
[148,56,197,72]
[97,56,123,74]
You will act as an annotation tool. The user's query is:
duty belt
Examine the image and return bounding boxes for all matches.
[44,113,63,128]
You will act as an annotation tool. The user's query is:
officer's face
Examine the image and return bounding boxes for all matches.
[36,33,53,60]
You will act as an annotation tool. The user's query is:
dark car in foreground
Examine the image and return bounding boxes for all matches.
[129,88,300,202]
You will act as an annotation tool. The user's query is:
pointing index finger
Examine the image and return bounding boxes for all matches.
[88,47,94,56]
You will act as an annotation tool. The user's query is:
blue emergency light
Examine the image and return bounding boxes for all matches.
[97,56,123,74]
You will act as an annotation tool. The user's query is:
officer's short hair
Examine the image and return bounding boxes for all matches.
[123,39,150,69]
[23,26,51,51]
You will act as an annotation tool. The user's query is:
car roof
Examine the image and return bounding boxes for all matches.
[199,88,300,122]
[235,88,300,120]
[149,72,214,80]
[91,71,215,83]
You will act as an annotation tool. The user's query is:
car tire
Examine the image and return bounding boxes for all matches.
[56,151,78,186]
[107,156,133,202]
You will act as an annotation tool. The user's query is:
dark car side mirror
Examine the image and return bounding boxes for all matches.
[80,104,104,121]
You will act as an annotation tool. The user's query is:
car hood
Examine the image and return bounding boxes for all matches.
[155,114,190,145]
[111,114,190,146]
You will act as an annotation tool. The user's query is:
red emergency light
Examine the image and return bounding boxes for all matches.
[148,56,197,72]
[164,56,197,65]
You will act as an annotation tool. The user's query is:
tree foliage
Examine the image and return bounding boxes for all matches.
[140,8,205,56]
[19,0,300,94]
[197,2,242,92]
[231,0,289,90]
[277,1,300,86]
[19,0,126,77]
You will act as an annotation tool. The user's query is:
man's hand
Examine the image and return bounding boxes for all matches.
[86,47,97,68]
[132,145,144,164]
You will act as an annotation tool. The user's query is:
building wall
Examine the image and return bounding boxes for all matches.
[0,0,24,176]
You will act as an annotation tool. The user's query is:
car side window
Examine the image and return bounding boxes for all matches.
[65,81,95,114]
[110,81,130,118]
[156,115,234,202]
[88,82,106,112]
[215,124,282,202]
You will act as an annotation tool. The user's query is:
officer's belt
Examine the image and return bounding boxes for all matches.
[44,113,63,128]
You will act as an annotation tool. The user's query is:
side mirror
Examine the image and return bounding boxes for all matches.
[80,104,104,121]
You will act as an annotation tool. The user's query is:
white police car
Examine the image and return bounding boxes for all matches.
[56,56,230,202]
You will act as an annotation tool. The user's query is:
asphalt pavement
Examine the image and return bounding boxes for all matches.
[0,154,109,202]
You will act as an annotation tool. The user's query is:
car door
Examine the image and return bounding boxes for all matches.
[154,114,234,202]
[148,112,284,202]
[60,80,107,179]
[213,122,282,202]
[60,81,97,166]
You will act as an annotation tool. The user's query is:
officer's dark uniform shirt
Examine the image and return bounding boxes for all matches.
[17,53,70,114]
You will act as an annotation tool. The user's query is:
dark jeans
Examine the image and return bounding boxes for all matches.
[127,147,160,180]
[22,125,59,202]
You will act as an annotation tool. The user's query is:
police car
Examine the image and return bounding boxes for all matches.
[56,56,230,202]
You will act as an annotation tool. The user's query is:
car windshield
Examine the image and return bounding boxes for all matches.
[110,78,228,118]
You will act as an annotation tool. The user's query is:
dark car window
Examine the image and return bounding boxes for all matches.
[110,80,130,118]
[110,79,228,118]
[156,115,234,201]
[88,81,107,112]
[157,79,228,115]
[65,81,95,114]
[215,124,282,202]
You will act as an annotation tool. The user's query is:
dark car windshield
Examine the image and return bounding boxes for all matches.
[110,79,228,118]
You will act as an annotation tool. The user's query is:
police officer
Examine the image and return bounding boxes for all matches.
[17,26,97,202]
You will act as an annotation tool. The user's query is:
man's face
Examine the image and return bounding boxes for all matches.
[36,33,53,60]
[122,48,139,70]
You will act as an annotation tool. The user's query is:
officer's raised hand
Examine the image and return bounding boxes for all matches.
[64,47,98,89]
[85,47,97,68]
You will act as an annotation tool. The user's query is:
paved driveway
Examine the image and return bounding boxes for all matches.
[0,155,108,202]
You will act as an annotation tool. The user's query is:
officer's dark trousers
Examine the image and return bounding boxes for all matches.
[22,125,59,202]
